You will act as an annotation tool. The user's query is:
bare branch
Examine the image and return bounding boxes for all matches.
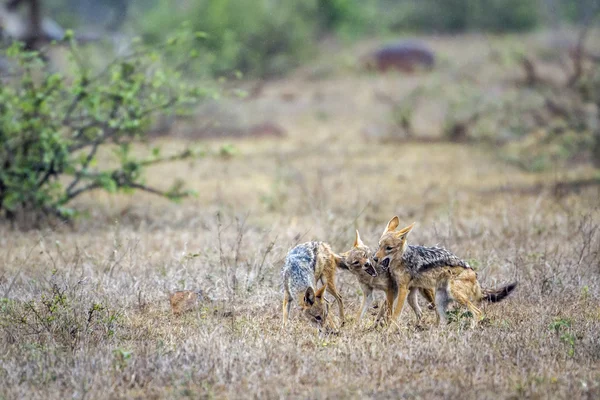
[138,149,195,167]
[60,182,101,203]
[568,15,599,87]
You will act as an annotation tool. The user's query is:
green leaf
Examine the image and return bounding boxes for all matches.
[98,175,118,193]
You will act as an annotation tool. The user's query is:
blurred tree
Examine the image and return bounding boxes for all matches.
[0,30,208,225]
[2,0,45,50]
[392,0,539,33]
[0,0,109,51]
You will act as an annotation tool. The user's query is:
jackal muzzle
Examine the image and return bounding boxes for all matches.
[380,258,390,270]
[364,263,377,277]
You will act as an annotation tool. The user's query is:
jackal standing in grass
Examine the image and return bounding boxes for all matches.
[373,217,517,327]
[281,241,346,328]
[340,230,435,324]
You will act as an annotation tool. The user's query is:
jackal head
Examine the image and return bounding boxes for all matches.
[373,216,415,270]
[301,285,329,327]
[341,230,377,277]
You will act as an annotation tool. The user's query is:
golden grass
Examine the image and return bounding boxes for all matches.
[1,32,600,399]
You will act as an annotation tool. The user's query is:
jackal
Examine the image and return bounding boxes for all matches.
[340,230,435,324]
[373,216,517,326]
[282,241,346,328]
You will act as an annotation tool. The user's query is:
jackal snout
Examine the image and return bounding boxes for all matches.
[374,217,416,271]
[363,259,377,277]
[341,230,377,277]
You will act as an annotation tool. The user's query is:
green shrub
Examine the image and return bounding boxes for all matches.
[0,31,208,224]
[133,0,378,78]
[314,0,381,38]
[470,0,539,32]
[134,0,313,78]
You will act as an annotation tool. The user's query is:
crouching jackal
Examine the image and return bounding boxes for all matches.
[341,230,435,324]
[373,216,517,326]
[282,241,346,328]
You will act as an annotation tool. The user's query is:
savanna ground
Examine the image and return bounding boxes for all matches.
[1,32,600,399]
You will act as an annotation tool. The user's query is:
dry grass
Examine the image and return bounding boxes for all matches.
[1,33,600,399]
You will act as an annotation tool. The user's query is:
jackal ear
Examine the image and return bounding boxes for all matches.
[383,216,400,235]
[315,285,327,299]
[304,287,316,306]
[354,229,365,248]
[395,222,416,238]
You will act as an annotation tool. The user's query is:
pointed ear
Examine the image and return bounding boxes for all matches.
[304,287,315,306]
[383,216,400,236]
[354,230,365,248]
[395,222,416,238]
[315,285,327,298]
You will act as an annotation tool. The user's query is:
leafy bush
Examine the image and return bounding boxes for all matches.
[314,0,381,38]
[135,0,311,78]
[133,0,378,78]
[553,0,599,23]
[0,31,208,224]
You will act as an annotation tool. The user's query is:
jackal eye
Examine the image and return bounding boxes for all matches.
[352,261,360,265]
[386,246,393,251]
[315,315,322,321]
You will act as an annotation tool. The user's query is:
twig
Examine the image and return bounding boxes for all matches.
[3,271,20,298]
[256,236,276,285]
[521,56,542,86]
[568,15,598,87]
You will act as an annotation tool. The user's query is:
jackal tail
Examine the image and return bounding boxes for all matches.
[482,282,517,303]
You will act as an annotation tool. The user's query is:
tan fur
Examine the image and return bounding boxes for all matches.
[283,284,331,329]
[169,290,201,316]
[315,243,345,325]
[390,266,483,325]
[375,216,514,327]
[302,285,332,329]
[341,230,435,325]
[281,242,345,328]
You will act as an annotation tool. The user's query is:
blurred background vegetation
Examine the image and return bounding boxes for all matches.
[35,0,599,78]
[0,0,598,224]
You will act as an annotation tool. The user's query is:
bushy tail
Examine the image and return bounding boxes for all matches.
[482,282,517,303]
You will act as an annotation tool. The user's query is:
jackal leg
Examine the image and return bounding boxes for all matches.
[391,285,410,322]
[407,288,423,323]
[449,279,483,327]
[325,280,345,325]
[358,284,374,322]
[435,286,451,326]
[420,288,436,310]
[374,286,396,325]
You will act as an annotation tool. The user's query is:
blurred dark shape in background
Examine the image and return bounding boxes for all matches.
[362,41,435,73]
[1,0,598,77]
[0,0,123,50]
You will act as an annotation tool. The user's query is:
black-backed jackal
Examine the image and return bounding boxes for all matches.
[340,230,435,324]
[281,241,346,328]
[373,216,517,327]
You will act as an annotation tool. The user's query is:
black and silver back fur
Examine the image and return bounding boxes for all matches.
[401,245,470,276]
[282,241,320,295]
